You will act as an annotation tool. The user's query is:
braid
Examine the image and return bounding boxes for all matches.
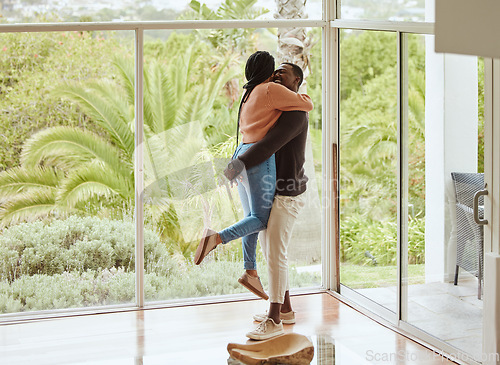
[236,51,275,146]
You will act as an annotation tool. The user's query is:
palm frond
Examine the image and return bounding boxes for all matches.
[366,139,398,160]
[159,65,178,132]
[344,124,374,146]
[58,163,134,208]
[144,121,206,187]
[182,86,210,124]
[0,189,65,228]
[210,136,238,159]
[163,49,194,129]
[0,166,63,200]
[143,50,194,133]
[203,54,241,110]
[187,0,217,19]
[184,0,267,53]
[112,56,136,105]
[21,126,131,178]
[144,60,174,134]
[409,90,425,135]
[409,66,426,97]
[52,82,134,156]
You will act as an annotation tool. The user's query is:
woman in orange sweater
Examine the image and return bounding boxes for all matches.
[194,51,313,299]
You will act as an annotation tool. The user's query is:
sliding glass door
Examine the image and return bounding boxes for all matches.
[338,28,486,363]
[339,29,399,314]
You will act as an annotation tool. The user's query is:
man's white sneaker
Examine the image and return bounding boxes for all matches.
[253,310,295,324]
[246,317,284,341]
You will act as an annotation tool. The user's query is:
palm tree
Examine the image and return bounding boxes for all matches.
[274,0,313,89]
[0,45,239,237]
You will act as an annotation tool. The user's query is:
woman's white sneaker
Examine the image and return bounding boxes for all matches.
[246,317,284,340]
[253,310,295,324]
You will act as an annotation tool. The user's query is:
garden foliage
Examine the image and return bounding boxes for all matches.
[0,216,175,282]
[0,216,319,313]
[340,215,425,266]
[0,30,124,171]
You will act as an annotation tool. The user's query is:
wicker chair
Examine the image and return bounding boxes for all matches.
[451,172,484,299]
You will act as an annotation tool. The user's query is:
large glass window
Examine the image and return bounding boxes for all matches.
[141,27,322,303]
[0,31,135,313]
[0,22,323,312]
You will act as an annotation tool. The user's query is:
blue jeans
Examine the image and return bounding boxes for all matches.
[219,143,276,270]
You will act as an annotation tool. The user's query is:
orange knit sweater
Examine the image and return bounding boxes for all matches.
[239,81,313,143]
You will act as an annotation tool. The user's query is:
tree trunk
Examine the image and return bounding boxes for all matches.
[274,0,312,91]
[275,0,322,266]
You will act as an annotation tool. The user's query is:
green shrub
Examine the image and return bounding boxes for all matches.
[340,215,425,266]
[0,216,177,281]
[0,269,131,311]
[0,214,321,313]
[0,262,320,313]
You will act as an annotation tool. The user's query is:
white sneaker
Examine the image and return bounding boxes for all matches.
[253,310,295,324]
[246,317,284,340]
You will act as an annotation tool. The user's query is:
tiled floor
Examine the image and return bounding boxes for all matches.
[0,293,458,365]
[408,278,482,361]
[357,275,483,362]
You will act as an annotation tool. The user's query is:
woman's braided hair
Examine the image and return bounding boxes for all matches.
[236,51,275,146]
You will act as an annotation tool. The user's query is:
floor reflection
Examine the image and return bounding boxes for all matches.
[315,335,335,364]
[227,334,338,365]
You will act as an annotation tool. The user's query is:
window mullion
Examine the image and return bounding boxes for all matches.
[135,28,145,308]
[397,31,409,323]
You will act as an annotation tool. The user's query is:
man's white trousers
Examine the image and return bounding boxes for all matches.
[259,192,306,304]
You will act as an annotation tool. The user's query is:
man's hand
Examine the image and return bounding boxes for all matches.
[224,158,245,184]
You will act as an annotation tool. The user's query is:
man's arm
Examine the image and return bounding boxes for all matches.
[224,111,307,180]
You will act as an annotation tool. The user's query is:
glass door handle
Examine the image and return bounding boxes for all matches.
[474,186,488,225]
